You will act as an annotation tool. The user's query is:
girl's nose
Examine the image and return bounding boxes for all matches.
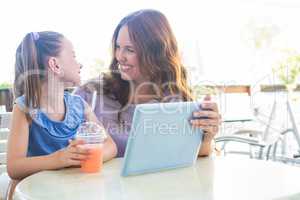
[79,64,83,69]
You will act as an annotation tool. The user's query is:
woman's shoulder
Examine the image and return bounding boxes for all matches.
[76,76,103,94]
[75,74,117,100]
[73,77,102,102]
[161,90,184,102]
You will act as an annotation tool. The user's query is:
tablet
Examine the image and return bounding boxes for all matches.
[121,101,203,176]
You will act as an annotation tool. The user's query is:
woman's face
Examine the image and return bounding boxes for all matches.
[115,25,146,84]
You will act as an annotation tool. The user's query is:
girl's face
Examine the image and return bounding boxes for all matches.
[115,25,146,84]
[55,38,81,86]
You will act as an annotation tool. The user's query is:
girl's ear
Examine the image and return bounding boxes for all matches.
[48,57,61,74]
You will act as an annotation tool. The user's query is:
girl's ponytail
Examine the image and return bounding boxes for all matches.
[14,31,63,109]
[22,33,42,108]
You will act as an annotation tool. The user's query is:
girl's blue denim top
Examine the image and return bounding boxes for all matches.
[15,92,85,157]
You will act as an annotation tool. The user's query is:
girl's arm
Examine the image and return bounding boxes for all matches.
[7,105,89,180]
[83,102,118,161]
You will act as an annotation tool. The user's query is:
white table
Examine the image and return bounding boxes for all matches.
[13,157,300,200]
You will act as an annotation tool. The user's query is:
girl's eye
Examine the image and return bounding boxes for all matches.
[115,45,120,49]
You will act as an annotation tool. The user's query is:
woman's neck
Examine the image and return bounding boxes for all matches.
[129,80,157,104]
[40,76,66,121]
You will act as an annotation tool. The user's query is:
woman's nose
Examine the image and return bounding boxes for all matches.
[79,63,83,69]
[116,49,126,63]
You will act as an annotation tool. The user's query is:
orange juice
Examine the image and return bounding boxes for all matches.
[80,144,103,173]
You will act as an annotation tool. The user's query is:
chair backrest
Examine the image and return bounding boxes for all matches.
[0,113,11,129]
[219,85,252,116]
[261,101,277,142]
[0,113,12,200]
[0,112,12,169]
[287,101,300,150]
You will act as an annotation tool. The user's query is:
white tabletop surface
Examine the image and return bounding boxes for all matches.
[14,157,300,200]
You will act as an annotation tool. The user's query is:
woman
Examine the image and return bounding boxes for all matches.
[75,9,220,157]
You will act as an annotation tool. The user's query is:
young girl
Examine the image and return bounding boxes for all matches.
[7,31,117,180]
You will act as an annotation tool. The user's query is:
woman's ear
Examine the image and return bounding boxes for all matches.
[48,57,61,75]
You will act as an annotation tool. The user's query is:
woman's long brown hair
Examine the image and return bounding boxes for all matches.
[83,9,194,107]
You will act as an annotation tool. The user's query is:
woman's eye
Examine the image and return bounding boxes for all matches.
[127,48,134,53]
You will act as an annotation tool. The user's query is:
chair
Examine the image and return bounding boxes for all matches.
[215,101,282,160]
[0,112,12,200]
[269,101,300,165]
[0,113,11,172]
[218,84,254,137]
[5,180,18,200]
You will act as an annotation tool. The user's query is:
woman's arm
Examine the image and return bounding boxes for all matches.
[7,105,89,180]
[83,102,118,161]
[197,135,215,157]
[164,94,220,156]
[190,95,221,156]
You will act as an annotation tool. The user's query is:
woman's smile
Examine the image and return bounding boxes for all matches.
[119,64,133,72]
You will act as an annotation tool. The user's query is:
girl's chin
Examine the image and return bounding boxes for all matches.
[64,80,80,87]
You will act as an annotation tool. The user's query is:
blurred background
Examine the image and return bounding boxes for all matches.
[1,0,300,85]
[1,0,300,165]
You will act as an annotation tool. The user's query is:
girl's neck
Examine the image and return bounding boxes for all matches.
[40,76,65,120]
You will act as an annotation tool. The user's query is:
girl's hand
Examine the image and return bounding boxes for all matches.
[52,139,90,168]
[191,95,221,143]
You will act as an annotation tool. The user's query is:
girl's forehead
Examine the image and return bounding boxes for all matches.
[60,38,74,50]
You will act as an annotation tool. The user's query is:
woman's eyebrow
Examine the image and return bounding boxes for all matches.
[124,45,134,49]
[116,42,134,48]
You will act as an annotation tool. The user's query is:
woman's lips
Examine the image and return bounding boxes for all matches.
[120,65,132,71]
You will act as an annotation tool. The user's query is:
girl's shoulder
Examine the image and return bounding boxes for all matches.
[32,92,86,133]
[14,93,85,133]
[64,92,86,114]
[64,91,84,104]
[14,95,26,110]
[63,92,85,126]
[14,95,32,122]
[14,95,33,115]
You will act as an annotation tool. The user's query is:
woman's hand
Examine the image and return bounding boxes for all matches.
[52,139,90,168]
[191,95,221,141]
[191,95,221,154]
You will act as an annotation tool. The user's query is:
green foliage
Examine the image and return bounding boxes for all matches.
[86,58,107,79]
[0,82,12,90]
[193,85,217,100]
[243,21,279,50]
[273,51,300,91]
